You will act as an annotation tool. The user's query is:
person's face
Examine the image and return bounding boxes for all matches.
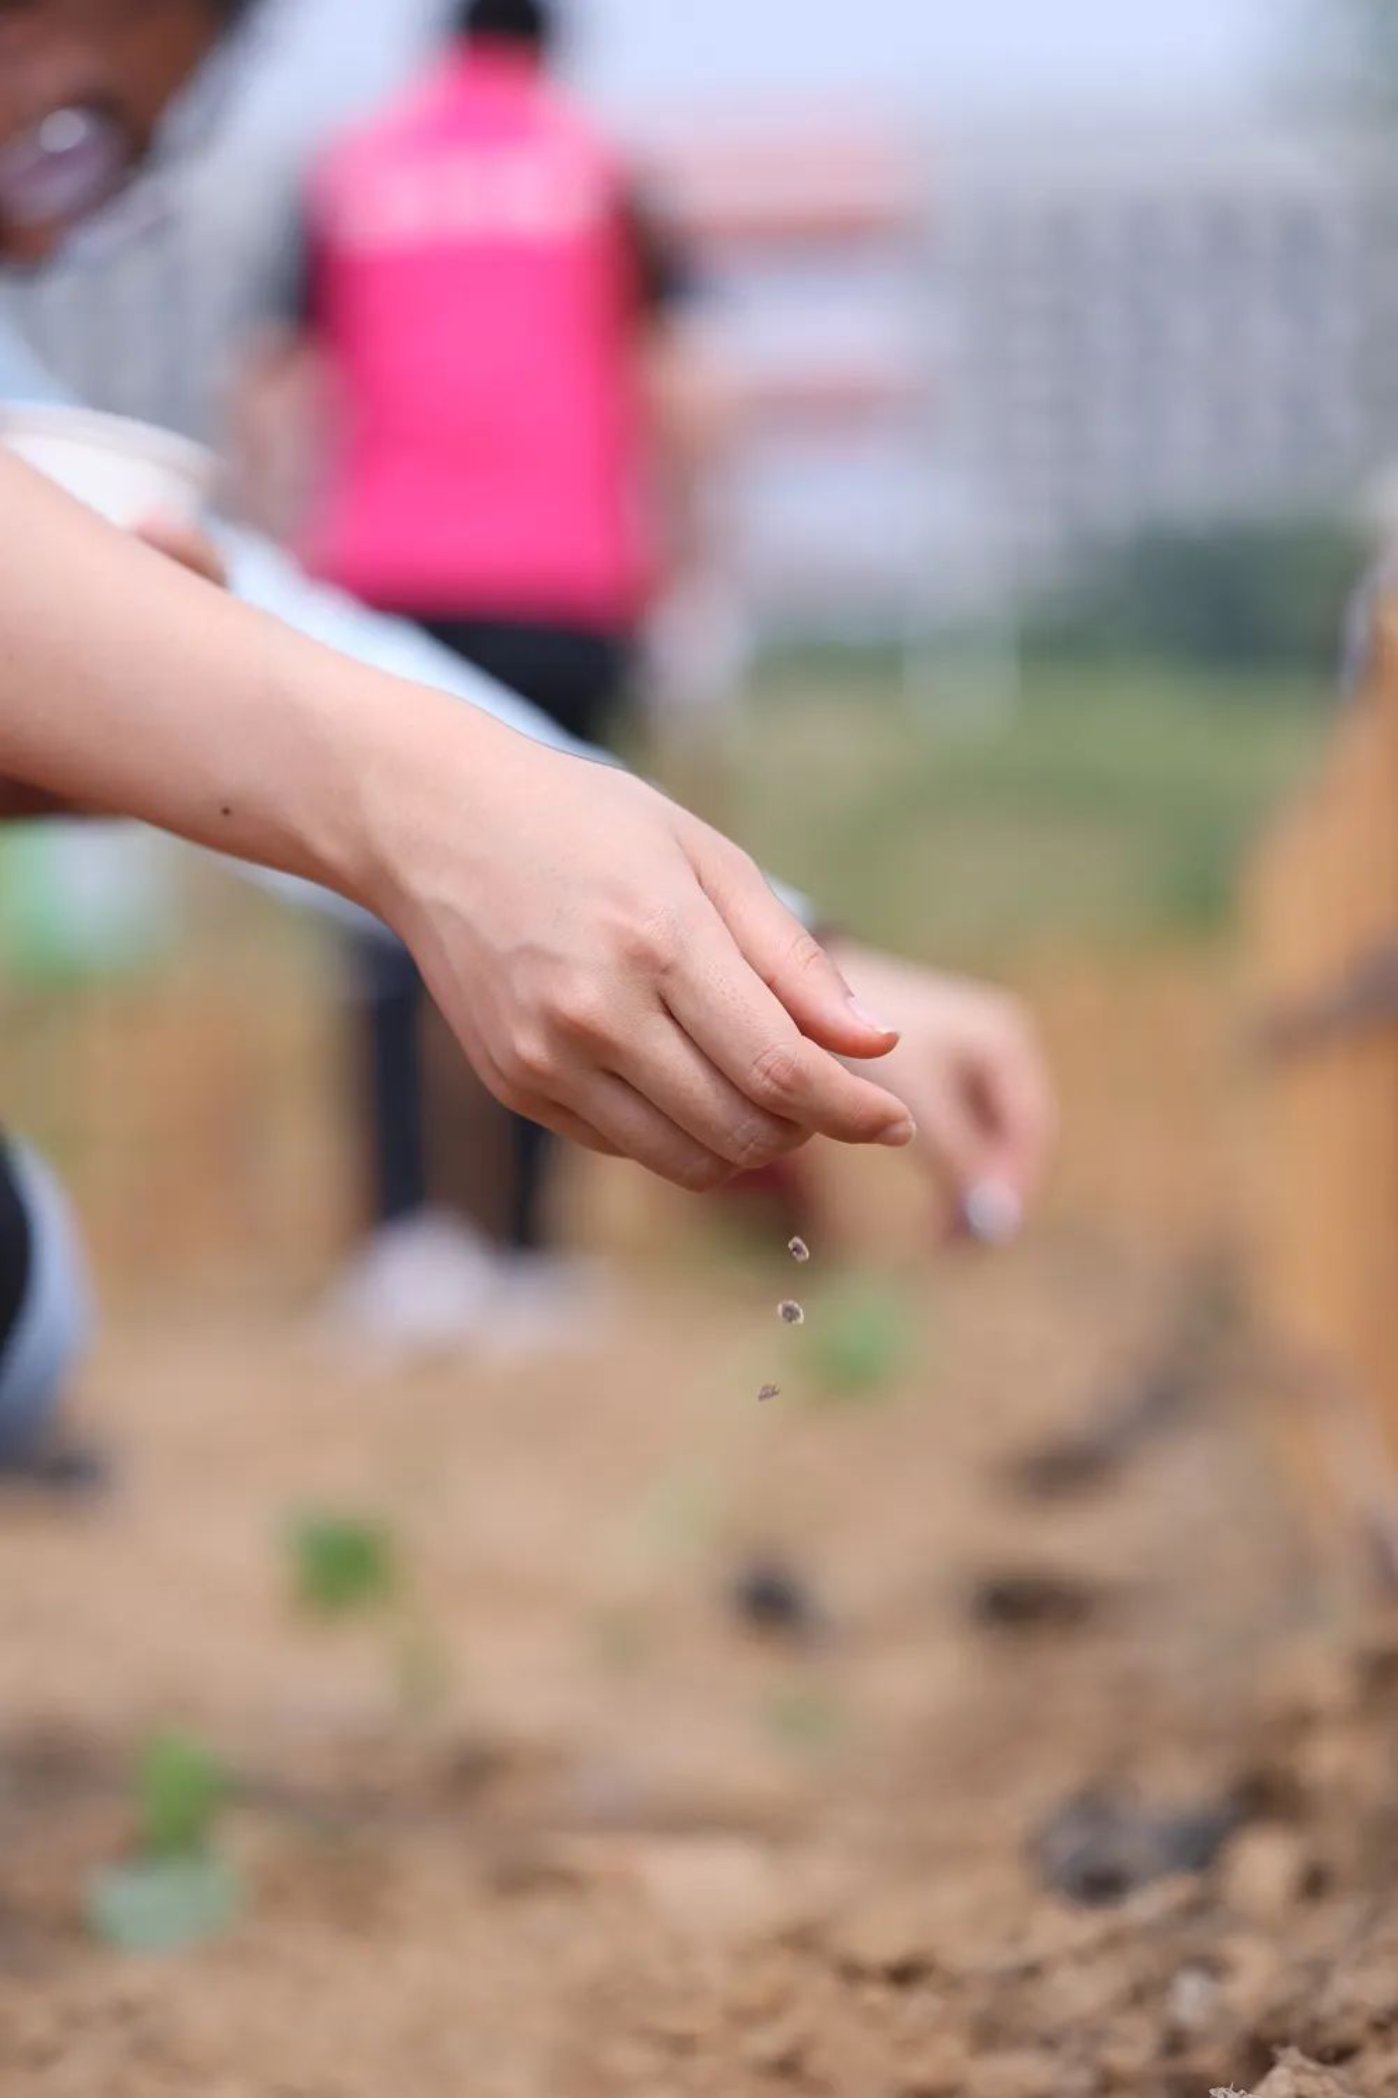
[0,0,223,263]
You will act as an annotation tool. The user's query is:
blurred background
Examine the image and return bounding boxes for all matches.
[4,3,1398,2093]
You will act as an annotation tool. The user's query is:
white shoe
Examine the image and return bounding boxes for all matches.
[322,1211,501,1359]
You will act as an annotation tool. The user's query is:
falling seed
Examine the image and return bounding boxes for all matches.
[758,1384,781,1404]
[788,1237,811,1265]
[778,1301,805,1327]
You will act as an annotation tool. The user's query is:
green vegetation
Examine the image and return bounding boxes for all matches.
[741,656,1327,966]
[1027,520,1364,678]
[87,1733,241,1956]
[290,1512,400,1618]
[288,1509,450,1721]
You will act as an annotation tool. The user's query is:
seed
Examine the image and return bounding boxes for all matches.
[778,1301,805,1327]
[788,1237,811,1265]
[758,1384,781,1404]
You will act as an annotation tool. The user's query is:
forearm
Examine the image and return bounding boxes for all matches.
[219,522,814,931]
[0,451,497,909]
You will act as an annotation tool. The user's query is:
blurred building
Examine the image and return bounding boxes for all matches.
[646,119,947,649]
[941,122,1389,588]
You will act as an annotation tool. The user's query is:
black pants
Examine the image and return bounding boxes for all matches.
[358,618,631,1254]
[0,1139,33,1376]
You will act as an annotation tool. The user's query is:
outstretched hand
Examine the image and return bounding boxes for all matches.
[829,944,1055,1239]
[368,722,920,1194]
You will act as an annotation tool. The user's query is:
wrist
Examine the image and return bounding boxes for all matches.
[328,671,515,934]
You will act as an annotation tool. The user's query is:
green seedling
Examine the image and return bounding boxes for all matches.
[87,1732,242,1957]
[288,1509,450,1722]
[137,1731,228,1857]
[808,1277,915,1402]
[290,1513,399,1618]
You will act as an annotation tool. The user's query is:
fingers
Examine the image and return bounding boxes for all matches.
[611,1017,809,1170]
[932,992,1054,1201]
[535,1071,740,1193]
[971,1018,1056,1196]
[526,1103,623,1160]
[475,1025,744,1192]
[917,1011,1056,1231]
[662,911,917,1151]
[695,837,902,1060]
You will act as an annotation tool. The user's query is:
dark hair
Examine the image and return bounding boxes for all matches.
[452,0,556,51]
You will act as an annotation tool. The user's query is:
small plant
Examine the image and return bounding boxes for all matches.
[290,1512,399,1618]
[87,1732,242,1956]
[288,1509,450,1721]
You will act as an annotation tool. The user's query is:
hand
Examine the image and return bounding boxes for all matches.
[828,944,1055,1238]
[368,721,919,1194]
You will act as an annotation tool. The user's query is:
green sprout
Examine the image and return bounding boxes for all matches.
[287,1508,450,1722]
[87,1732,241,1957]
[289,1513,399,1618]
[137,1732,228,1857]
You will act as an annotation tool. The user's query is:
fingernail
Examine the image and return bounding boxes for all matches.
[962,1180,1023,1246]
[848,997,897,1036]
[879,1116,917,1149]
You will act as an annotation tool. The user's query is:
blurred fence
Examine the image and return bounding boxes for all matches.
[0,868,353,1300]
[1248,591,1398,1556]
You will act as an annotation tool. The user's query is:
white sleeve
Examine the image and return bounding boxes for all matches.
[218,526,814,934]
[0,318,815,929]
[221,527,601,761]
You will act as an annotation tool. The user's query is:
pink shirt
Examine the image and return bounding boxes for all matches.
[299,45,652,630]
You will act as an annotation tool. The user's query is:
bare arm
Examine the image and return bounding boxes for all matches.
[0,451,915,1189]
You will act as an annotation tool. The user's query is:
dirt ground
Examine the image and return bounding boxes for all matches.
[0,958,1394,2098]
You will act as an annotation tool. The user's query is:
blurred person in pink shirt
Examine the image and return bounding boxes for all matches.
[254,0,722,1329]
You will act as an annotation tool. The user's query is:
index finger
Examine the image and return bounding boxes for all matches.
[973,1034,1056,1199]
[661,910,917,1150]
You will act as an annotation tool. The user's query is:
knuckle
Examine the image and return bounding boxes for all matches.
[749,1040,805,1108]
[619,902,684,975]
[784,928,827,982]
[727,1113,786,1173]
[548,982,612,1047]
[503,1030,557,1089]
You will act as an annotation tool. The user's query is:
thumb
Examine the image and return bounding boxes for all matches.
[697,843,900,1061]
[924,1062,1039,1243]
